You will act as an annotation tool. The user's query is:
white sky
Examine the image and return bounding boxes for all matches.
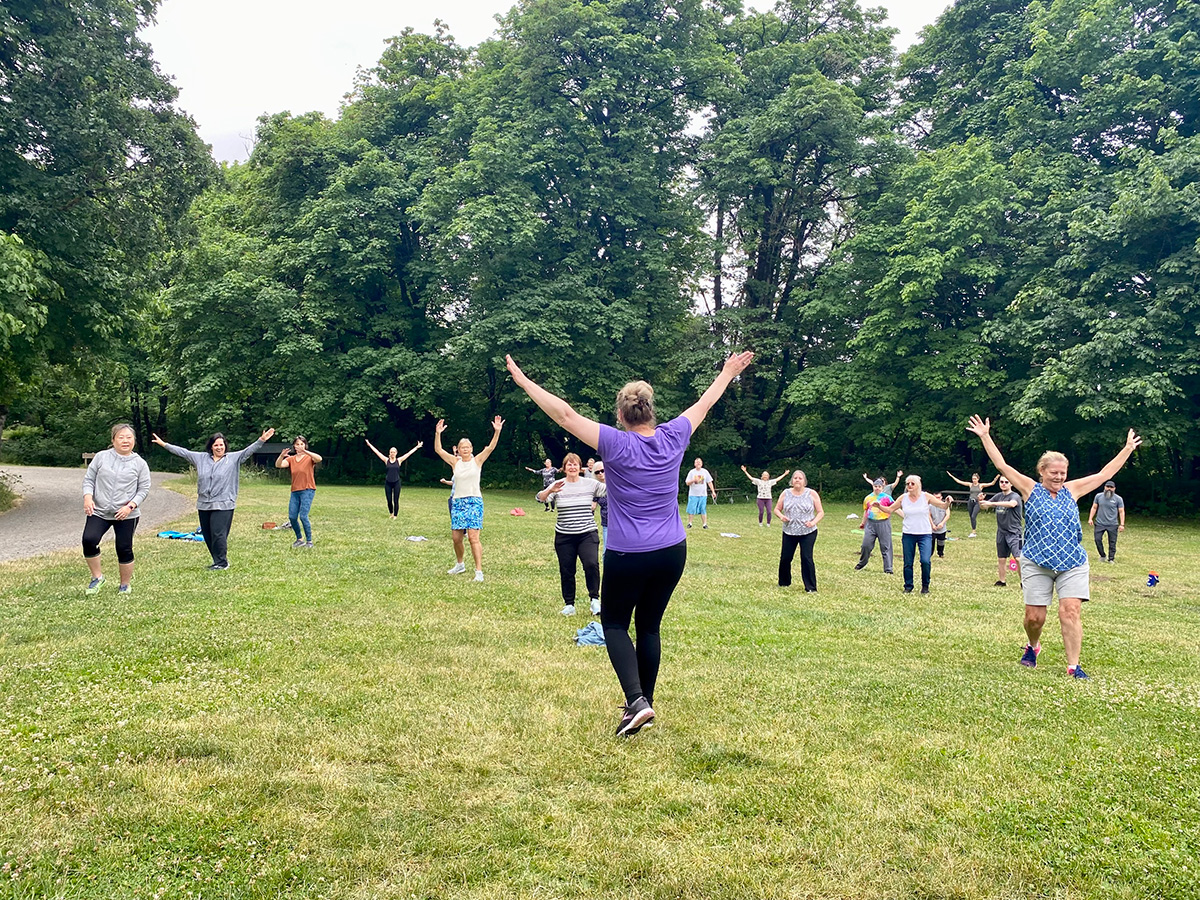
[142,0,949,164]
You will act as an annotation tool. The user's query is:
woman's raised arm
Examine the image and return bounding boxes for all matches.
[681,351,754,433]
[506,355,600,449]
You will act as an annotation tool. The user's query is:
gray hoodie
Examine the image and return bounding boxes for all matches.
[82,449,151,519]
[161,439,264,510]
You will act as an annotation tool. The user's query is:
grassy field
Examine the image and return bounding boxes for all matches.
[0,482,1197,899]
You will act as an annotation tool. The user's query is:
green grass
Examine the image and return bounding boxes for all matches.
[1,483,1197,899]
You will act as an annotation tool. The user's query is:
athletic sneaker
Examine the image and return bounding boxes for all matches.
[1019,644,1039,667]
[589,597,601,616]
[291,540,305,548]
[703,524,708,529]
[560,604,577,616]
[447,562,467,575]
[758,522,764,527]
[117,583,132,595]
[904,586,913,593]
[994,580,1006,587]
[687,523,693,529]
[854,562,866,571]
[920,587,929,594]
[85,576,105,595]
[968,532,977,538]
[1071,665,1090,680]
[208,563,230,571]
[615,696,655,737]
[304,541,314,549]
[473,570,484,582]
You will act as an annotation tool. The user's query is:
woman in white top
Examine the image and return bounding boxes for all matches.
[740,465,790,527]
[538,452,606,617]
[774,471,824,591]
[873,475,950,594]
[434,416,504,582]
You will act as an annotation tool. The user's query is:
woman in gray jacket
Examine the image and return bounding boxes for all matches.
[153,427,275,569]
[82,424,152,594]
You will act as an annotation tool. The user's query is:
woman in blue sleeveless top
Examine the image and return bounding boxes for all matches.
[966,416,1141,679]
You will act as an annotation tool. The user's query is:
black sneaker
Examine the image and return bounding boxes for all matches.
[904,586,913,593]
[615,696,655,736]
[994,580,1006,587]
[854,562,866,571]
[920,586,929,594]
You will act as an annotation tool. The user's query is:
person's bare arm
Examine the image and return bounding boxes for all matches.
[432,419,458,466]
[473,417,504,466]
[806,492,824,528]
[945,471,972,487]
[305,450,323,464]
[926,493,950,509]
[1065,430,1142,499]
[965,417,1035,500]
[774,494,788,522]
[506,356,600,449]
[396,441,423,464]
[1118,505,1126,531]
[888,471,903,492]
[680,351,754,433]
[1087,501,1099,525]
[365,439,388,463]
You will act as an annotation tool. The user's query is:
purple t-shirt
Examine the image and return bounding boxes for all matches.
[597,416,693,553]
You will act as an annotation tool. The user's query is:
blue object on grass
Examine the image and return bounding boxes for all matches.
[574,622,606,646]
[157,530,205,541]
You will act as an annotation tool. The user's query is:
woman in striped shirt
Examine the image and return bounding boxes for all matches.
[538,453,606,617]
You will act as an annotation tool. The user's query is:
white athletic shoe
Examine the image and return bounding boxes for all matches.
[590,597,601,615]
[447,562,467,575]
[758,522,764,527]
[560,604,577,616]
[473,570,484,582]
[968,532,977,538]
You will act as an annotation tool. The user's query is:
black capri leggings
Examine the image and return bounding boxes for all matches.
[600,539,687,708]
[385,480,400,516]
[554,530,600,604]
[82,515,139,564]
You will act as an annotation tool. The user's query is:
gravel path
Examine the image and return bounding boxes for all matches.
[0,464,193,563]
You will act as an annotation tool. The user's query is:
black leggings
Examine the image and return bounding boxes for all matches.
[934,532,946,557]
[600,539,687,707]
[554,530,600,604]
[385,480,400,516]
[779,530,818,591]
[82,515,138,564]
[198,508,235,566]
[968,497,980,531]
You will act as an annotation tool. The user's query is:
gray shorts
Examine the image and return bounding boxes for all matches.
[996,532,1022,559]
[1019,557,1090,607]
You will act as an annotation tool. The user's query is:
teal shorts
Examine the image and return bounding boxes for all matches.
[686,496,708,516]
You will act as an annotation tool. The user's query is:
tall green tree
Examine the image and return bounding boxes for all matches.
[0,0,214,454]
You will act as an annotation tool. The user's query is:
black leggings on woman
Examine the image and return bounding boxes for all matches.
[82,515,138,563]
[968,497,980,531]
[779,530,818,591]
[600,540,687,707]
[554,530,600,605]
[198,509,235,567]
[385,480,400,516]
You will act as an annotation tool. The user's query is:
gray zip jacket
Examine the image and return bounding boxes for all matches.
[82,449,151,519]
[161,439,264,510]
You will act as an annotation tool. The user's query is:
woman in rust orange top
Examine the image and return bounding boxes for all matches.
[276,436,323,548]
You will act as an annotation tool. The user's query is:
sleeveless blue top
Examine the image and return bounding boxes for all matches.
[1022,483,1087,571]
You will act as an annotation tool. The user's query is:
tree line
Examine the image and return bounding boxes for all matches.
[2,0,1197,507]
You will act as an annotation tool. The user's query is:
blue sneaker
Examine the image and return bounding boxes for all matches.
[85,576,105,595]
[1071,666,1090,680]
[1019,644,1039,667]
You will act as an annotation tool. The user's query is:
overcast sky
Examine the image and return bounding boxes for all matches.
[142,0,950,164]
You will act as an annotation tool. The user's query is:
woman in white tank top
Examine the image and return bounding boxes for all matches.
[872,475,950,594]
[433,416,504,582]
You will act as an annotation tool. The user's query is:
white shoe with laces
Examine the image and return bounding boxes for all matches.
[590,597,601,615]
[447,562,467,575]
[474,570,484,582]
[561,604,577,616]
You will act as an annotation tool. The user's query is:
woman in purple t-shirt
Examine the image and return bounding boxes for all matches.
[506,350,754,737]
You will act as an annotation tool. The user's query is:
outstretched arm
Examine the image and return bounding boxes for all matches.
[926,492,950,510]
[862,473,874,486]
[980,475,1000,488]
[474,417,504,466]
[1066,430,1142,499]
[365,439,388,464]
[888,471,903,492]
[965,416,1035,499]
[506,356,600,449]
[741,465,756,483]
[432,419,457,466]
[945,471,972,487]
[681,351,754,433]
[152,434,203,464]
[396,441,423,464]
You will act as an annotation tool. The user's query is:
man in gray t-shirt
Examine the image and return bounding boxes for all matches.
[1088,481,1125,562]
[980,477,1022,586]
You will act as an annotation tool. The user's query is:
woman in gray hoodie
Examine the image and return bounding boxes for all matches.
[153,427,275,569]
[82,424,152,594]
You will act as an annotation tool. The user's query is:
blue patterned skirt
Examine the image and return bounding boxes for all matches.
[450,496,484,531]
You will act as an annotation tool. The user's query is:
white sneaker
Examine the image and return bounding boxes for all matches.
[590,597,601,615]
[447,562,467,575]
[474,570,484,582]
[560,604,577,616]
[758,522,764,527]
[968,532,977,538]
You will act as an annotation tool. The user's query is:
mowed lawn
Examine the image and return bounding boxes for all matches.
[0,481,1197,900]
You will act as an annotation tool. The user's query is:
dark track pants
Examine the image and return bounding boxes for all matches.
[554,530,601,605]
[82,515,138,563]
[1094,525,1118,560]
[779,530,818,591]
[600,540,687,707]
[385,481,400,516]
[198,508,235,567]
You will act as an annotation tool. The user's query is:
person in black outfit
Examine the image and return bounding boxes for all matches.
[365,439,423,518]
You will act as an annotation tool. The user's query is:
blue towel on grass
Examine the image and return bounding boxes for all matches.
[157,530,205,541]
[574,621,606,646]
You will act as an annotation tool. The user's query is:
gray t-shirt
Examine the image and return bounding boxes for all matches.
[992,490,1023,538]
[930,506,948,534]
[1093,492,1124,528]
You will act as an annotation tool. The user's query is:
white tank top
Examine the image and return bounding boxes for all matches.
[900,492,933,535]
[453,459,483,498]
